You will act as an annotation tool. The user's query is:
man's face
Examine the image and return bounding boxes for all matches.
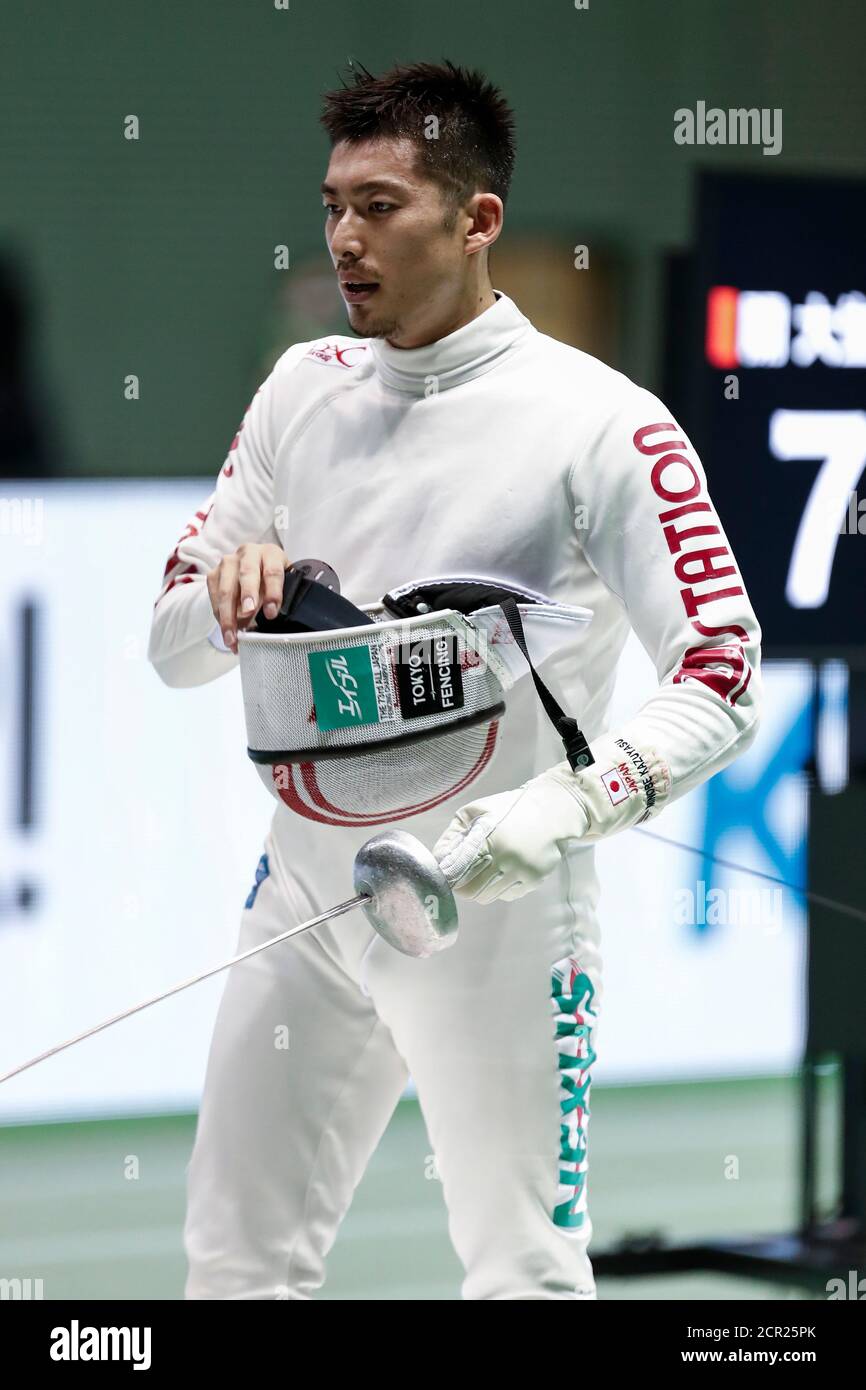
[322,136,467,345]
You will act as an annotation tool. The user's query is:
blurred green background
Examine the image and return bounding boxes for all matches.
[1,0,865,478]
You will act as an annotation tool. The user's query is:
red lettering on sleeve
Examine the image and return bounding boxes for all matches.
[633,422,687,455]
[673,547,739,587]
[674,621,753,705]
[662,520,721,555]
[629,418,755,705]
[650,454,702,503]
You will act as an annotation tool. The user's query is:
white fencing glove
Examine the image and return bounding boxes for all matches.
[433,732,672,904]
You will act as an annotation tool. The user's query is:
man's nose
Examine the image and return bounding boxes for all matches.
[329,209,365,260]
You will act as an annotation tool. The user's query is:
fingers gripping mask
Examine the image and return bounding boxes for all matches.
[237,565,594,828]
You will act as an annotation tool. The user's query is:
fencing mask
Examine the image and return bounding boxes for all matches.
[237,561,594,827]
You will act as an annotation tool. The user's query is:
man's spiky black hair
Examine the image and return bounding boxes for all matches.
[320,59,516,210]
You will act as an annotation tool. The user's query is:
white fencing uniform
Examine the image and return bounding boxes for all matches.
[148,291,762,1299]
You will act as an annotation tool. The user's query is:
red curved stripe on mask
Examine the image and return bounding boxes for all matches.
[271,722,499,826]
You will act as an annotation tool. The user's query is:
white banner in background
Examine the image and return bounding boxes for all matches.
[0,482,805,1122]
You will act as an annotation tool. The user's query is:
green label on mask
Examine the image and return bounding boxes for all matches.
[307,646,381,732]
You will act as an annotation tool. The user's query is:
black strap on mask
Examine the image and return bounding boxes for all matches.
[382,579,594,771]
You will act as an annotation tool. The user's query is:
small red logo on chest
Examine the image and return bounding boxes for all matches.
[306,342,368,369]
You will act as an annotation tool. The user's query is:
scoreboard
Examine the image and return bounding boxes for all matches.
[664,171,866,659]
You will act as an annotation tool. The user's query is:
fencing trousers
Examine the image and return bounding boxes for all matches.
[183,819,603,1301]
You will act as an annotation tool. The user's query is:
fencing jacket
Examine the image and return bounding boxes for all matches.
[147,290,763,876]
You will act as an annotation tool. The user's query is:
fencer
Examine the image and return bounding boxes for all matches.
[148,60,763,1300]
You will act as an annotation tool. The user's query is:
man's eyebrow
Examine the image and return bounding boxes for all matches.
[320,179,408,197]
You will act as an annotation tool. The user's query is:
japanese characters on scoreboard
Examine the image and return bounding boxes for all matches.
[666,172,866,654]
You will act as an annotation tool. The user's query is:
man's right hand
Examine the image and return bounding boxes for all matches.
[206,543,291,655]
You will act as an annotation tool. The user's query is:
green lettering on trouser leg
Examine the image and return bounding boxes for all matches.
[550,960,598,1229]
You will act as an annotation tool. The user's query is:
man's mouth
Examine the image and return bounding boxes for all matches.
[340,279,380,304]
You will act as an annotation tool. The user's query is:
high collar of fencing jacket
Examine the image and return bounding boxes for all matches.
[367,290,533,396]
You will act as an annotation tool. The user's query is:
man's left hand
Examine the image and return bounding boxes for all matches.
[432,733,671,904]
[432,769,591,904]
